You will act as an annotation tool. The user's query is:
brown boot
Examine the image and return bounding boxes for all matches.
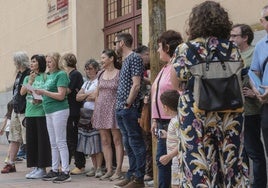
[124,178,145,188]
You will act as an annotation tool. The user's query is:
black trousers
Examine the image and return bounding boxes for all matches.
[26,117,51,168]
[244,114,267,188]
[67,116,85,168]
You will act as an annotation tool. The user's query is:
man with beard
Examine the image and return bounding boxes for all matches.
[114,32,146,188]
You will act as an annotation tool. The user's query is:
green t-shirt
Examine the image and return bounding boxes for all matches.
[23,74,46,117]
[42,70,70,114]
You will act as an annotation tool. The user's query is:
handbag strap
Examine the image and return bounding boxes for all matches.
[155,68,165,119]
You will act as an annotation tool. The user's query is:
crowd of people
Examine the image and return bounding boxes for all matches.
[1,1,268,188]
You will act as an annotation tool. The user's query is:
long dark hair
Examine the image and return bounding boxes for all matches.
[102,49,121,69]
[31,54,46,73]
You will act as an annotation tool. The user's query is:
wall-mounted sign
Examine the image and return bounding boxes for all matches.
[47,0,68,26]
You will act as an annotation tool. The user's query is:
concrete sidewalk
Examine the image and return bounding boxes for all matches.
[0,144,152,188]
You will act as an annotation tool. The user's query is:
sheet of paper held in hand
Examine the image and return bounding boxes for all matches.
[25,84,43,100]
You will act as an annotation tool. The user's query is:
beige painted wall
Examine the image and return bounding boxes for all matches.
[0,0,75,92]
[76,0,104,72]
[0,0,105,92]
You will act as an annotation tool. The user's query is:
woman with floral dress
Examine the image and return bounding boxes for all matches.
[172,1,249,187]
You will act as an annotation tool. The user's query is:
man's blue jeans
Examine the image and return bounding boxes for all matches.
[116,108,146,180]
[155,119,171,188]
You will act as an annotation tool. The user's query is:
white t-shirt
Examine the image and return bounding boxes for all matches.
[82,79,98,110]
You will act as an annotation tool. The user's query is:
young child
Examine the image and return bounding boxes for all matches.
[159,90,180,188]
[0,99,13,163]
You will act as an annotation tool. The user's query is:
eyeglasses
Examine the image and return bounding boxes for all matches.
[113,40,121,46]
[85,67,94,71]
[263,16,268,21]
[230,34,242,38]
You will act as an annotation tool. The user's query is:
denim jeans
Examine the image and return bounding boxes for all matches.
[155,119,171,188]
[244,114,267,188]
[116,108,146,180]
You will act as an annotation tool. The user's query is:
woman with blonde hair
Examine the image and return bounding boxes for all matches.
[35,52,71,183]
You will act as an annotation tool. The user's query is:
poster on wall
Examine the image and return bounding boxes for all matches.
[47,0,68,26]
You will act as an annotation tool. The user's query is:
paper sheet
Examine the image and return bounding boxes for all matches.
[25,84,43,100]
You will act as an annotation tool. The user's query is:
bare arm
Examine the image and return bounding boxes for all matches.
[35,87,67,101]
[0,118,8,135]
[126,76,141,106]
[159,145,179,165]
[20,72,36,95]
[170,66,179,91]
[76,88,87,102]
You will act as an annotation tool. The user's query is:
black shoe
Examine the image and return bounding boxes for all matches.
[42,170,59,181]
[53,172,71,183]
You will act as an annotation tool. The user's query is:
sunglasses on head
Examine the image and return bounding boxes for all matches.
[264,16,268,21]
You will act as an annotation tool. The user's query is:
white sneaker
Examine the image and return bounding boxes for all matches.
[26,167,38,179]
[30,168,46,179]
[95,168,103,178]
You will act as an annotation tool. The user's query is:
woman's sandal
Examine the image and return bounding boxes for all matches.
[99,171,114,180]
[109,172,124,181]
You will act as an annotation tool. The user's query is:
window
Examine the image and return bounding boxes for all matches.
[104,0,142,49]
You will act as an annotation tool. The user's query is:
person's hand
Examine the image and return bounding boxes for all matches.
[242,87,256,98]
[0,129,4,136]
[28,71,37,85]
[159,130,167,138]
[34,89,45,95]
[159,154,171,165]
[151,120,157,138]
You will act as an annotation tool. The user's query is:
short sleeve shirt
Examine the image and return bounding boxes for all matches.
[250,34,268,85]
[116,52,144,109]
[23,74,46,117]
[42,70,70,114]
[166,116,180,154]
[82,78,98,110]
[68,69,84,116]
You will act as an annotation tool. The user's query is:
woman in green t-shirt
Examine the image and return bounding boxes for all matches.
[21,54,51,179]
[35,52,71,183]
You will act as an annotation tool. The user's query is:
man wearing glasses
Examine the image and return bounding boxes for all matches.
[250,5,268,185]
[113,32,146,188]
[230,24,267,188]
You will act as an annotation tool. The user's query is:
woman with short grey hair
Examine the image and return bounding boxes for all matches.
[1,51,30,174]
[75,59,103,178]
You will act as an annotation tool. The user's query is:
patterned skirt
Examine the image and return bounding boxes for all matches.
[76,128,102,155]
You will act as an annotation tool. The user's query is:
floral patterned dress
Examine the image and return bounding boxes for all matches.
[172,37,250,187]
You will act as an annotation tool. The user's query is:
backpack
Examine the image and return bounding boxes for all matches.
[186,41,244,113]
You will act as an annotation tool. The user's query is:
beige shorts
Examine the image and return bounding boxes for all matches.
[8,112,26,144]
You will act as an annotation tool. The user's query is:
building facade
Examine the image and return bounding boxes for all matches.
[0,0,267,115]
